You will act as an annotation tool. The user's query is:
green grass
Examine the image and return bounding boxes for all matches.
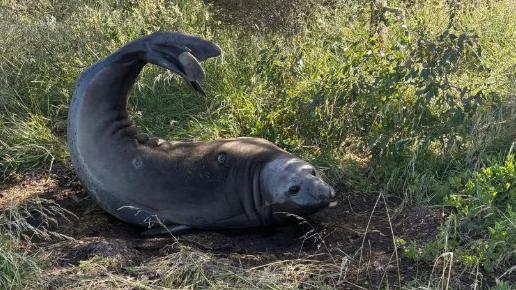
[0,197,74,290]
[402,153,516,277]
[0,0,515,288]
[445,153,515,272]
[0,237,40,290]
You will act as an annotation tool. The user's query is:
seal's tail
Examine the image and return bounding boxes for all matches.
[134,32,221,96]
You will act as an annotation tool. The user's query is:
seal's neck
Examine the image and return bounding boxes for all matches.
[252,164,273,226]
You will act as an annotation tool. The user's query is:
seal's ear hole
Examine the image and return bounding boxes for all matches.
[217,152,226,164]
[288,185,300,196]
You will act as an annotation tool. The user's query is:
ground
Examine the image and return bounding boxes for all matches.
[2,163,485,289]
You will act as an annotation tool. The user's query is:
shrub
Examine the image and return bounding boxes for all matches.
[444,154,515,272]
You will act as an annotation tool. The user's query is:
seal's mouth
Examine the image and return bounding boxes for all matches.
[316,185,336,208]
[325,187,338,208]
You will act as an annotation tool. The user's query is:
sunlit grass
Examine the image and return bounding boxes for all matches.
[0,0,514,288]
[0,237,41,290]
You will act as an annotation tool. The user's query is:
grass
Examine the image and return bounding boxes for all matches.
[0,181,74,290]
[45,245,341,289]
[0,237,41,290]
[0,0,515,288]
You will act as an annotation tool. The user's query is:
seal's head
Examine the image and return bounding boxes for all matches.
[260,156,335,222]
[210,137,335,226]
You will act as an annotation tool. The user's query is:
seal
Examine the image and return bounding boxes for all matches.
[67,32,335,234]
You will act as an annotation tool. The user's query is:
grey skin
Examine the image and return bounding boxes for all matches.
[68,32,335,234]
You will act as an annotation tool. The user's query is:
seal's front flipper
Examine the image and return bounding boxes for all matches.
[141,224,192,236]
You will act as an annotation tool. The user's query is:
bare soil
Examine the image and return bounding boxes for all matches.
[2,163,480,289]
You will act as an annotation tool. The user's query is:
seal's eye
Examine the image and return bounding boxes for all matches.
[311,169,317,176]
[217,152,226,164]
[288,185,300,195]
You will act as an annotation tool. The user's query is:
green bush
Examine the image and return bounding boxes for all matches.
[445,154,515,272]
[402,154,515,275]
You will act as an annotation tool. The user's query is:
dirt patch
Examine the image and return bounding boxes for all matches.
[1,163,456,288]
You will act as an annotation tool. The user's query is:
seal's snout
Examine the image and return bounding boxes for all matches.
[315,184,335,204]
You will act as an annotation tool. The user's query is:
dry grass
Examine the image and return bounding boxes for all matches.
[44,244,345,289]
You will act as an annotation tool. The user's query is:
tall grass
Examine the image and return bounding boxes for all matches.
[1,0,513,190]
[0,197,74,290]
[0,0,514,286]
[0,237,40,290]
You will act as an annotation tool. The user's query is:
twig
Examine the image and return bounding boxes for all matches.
[381,191,401,288]
[357,191,382,279]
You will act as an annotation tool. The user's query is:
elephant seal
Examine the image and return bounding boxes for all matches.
[67,32,335,234]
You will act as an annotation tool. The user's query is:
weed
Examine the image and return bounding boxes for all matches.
[402,153,515,283]
[444,153,516,272]
[0,0,514,288]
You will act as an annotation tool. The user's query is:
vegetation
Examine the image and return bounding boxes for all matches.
[445,154,515,272]
[0,0,514,288]
[0,238,40,289]
[402,154,515,279]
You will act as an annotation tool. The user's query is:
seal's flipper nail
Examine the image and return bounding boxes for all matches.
[178,51,205,81]
[190,80,206,96]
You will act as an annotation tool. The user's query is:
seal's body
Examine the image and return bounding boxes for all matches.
[68,32,335,232]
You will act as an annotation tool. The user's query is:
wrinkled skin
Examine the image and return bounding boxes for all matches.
[67,32,335,232]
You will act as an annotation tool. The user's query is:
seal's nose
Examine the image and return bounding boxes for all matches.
[316,185,335,201]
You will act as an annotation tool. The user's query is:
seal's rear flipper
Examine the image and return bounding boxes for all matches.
[141,224,192,236]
